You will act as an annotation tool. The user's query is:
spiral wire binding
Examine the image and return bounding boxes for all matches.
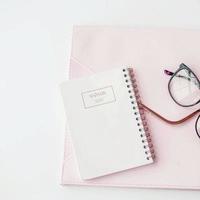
[122,67,155,161]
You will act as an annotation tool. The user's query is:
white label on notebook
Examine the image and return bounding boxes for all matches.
[81,86,116,108]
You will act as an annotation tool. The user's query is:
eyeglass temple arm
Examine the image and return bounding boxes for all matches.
[139,102,200,125]
[164,69,174,76]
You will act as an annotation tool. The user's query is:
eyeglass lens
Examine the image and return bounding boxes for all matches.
[169,68,200,106]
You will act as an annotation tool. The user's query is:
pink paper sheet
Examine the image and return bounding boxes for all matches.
[62,26,200,189]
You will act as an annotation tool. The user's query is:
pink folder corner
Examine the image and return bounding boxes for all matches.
[61,26,200,189]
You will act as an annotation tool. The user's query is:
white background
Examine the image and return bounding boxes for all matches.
[0,0,200,199]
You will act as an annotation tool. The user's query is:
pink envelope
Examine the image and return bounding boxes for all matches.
[62,26,200,189]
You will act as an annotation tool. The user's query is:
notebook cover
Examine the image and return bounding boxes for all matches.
[61,26,200,189]
[60,67,154,179]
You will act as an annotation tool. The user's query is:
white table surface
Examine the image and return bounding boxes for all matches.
[0,0,200,199]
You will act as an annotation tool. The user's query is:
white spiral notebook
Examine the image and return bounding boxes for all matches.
[60,67,155,180]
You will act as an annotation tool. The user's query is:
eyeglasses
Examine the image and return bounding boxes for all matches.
[140,63,200,139]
